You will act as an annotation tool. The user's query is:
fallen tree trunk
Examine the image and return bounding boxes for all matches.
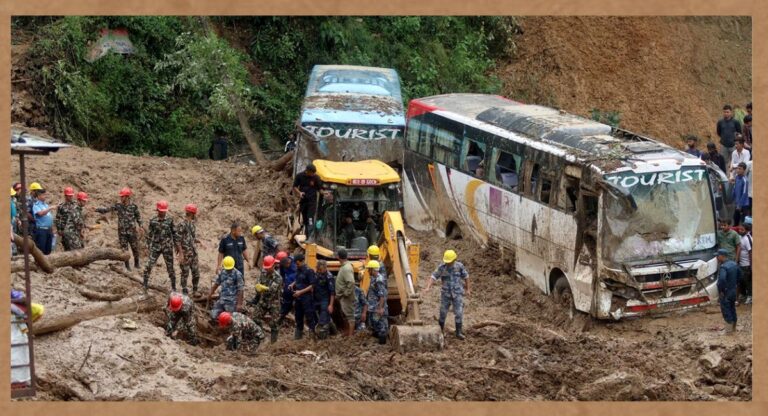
[270,150,293,171]
[78,288,123,302]
[11,244,129,274]
[32,295,160,335]
[12,233,53,273]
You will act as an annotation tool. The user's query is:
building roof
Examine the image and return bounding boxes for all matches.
[11,128,69,155]
[313,159,401,186]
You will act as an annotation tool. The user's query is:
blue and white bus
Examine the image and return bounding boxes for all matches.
[294,65,405,175]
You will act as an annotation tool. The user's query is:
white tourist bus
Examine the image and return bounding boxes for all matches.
[402,93,729,319]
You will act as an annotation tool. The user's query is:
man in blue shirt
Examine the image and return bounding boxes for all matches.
[276,251,297,325]
[288,253,316,340]
[684,135,703,158]
[32,188,55,255]
[217,223,250,277]
[716,248,741,334]
[732,162,750,226]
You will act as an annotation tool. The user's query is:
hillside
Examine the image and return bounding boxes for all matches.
[501,16,751,147]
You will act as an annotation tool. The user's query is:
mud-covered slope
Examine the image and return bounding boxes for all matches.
[500,16,751,147]
[12,145,752,401]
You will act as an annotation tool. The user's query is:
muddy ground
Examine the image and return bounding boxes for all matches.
[11,146,752,401]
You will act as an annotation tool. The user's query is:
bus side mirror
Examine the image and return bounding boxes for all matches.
[708,166,733,204]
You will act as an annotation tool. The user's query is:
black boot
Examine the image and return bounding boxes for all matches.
[378,334,387,345]
[142,275,149,294]
[134,258,140,269]
[125,260,131,271]
[294,328,303,340]
[439,321,445,333]
[271,330,279,343]
[170,277,177,293]
[182,287,189,295]
[456,323,465,340]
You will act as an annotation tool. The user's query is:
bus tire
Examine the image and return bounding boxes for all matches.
[446,222,462,240]
[553,276,575,319]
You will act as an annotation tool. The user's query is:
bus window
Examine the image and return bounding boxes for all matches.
[462,139,486,178]
[490,149,521,191]
[558,175,579,213]
[429,119,462,168]
[528,163,541,196]
[540,174,554,205]
[418,120,433,157]
[406,118,421,152]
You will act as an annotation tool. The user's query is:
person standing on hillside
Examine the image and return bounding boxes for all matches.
[716,248,741,334]
[706,142,727,173]
[717,219,741,262]
[737,220,752,305]
[177,204,201,296]
[729,138,750,180]
[249,255,283,343]
[276,251,297,326]
[313,260,336,340]
[217,223,250,278]
[743,115,752,150]
[732,163,750,226]
[32,187,55,255]
[684,135,703,158]
[292,163,322,239]
[361,260,389,345]
[250,225,280,268]
[716,104,742,168]
[208,130,229,161]
[54,187,83,251]
[96,187,143,270]
[142,200,179,293]
[289,253,317,340]
[425,249,471,340]
[334,248,356,337]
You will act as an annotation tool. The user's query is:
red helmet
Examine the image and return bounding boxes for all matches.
[263,255,276,270]
[276,251,288,262]
[218,312,233,328]
[156,200,169,212]
[185,203,197,214]
[64,187,75,197]
[76,191,89,201]
[169,294,183,312]
[119,187,132,197]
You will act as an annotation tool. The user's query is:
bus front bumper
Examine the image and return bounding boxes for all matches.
[609,278,719,320]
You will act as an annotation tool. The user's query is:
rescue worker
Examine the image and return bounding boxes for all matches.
[31,186,54,255]
[251,225,279,268]
[361,260,388,344]
[177,204,201,296]
[366,245,387,280]
[218,311,265,353]
[209,256,245,321]
[354,273,367,331]
[292,163,322,238]
[313,260,336,339]
[289,253,316,340]
[26,182,43,237]
[425,249,470,340]
[142,200,179,293]
[75,192,89,245]
[716,248,741,334]
[334,248,356,337]
[276,251,297,326]
[54,187,83,251]
[217,222,250,278]
[96,187,143,270]
[249,255,283,343]
[165,292,199,345]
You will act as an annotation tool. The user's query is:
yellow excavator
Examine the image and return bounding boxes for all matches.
[292,159,444,352]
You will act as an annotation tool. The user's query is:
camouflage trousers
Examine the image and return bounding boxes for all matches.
[367,311,389,338]
[179,252,200,292]
[61,230,83,251]
[439,291,464,326]
[252,301,280,334]
[143,246,176,290]
[166,311,198,343]
[119,231,140,261]
[227,325,265,352]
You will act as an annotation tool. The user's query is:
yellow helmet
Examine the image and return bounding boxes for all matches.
[11,187,16,196]
[29,182,43,191]
[443,249,458,263]
[367,245,380,256]
[366,260,380,269]
[222,256,236,270]
[251,225,264,235]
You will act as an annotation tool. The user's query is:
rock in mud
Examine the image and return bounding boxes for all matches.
[699,351,722,369]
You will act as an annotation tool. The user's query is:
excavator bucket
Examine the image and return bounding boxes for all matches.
[390,324,445,353]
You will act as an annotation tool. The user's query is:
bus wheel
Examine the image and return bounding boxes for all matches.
[553,276,575,319]
[446,222,463,240]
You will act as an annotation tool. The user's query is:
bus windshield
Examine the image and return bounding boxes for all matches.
[602,167,717,264]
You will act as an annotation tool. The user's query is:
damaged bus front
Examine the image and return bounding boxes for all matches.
[595,159,728,319]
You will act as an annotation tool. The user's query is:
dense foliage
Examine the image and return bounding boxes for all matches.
[16,16,518,158]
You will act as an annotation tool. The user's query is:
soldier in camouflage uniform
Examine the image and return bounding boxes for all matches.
[75,192,89,245]
[55,187,83,251]
[95,187,143,270]
[362,260,388,344]
[425,249,470,340]
[248,255,282,343]
[313,260,336,340]
[250,225,280,268]
[354,283,366,331]
[142,200,179,293]
[177,204,201,296]
[219,311,265,353]
[165,292,199,345]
